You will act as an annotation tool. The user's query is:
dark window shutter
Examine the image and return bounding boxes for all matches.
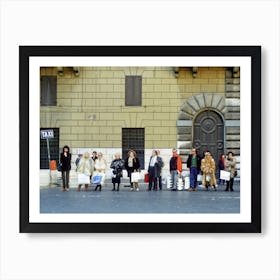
[125,76,142,106]
[40,76,57,106]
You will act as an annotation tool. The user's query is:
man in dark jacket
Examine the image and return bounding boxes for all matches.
[60,145,72,191]
[187,148,201,191]
[148,150,164,191]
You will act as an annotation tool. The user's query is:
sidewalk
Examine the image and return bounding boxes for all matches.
[40,179,240,214]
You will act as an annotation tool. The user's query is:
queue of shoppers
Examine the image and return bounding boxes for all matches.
[58,146,237,192]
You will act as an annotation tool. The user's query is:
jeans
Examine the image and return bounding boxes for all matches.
[170,170,178,189]
[190,167,198,189]
[62,170,70,189]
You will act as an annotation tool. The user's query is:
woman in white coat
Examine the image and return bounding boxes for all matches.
[77,152,94,192]
[93,152,107,191]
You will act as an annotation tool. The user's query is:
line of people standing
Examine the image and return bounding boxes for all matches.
[59,145,237,192]
[183,148,237,192]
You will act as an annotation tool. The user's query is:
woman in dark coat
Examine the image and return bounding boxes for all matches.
[125,150,141,192]
[60,145,72,191]
[110,153,124,191]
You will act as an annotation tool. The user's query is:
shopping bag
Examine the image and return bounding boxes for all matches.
[220,170,230,181]
[166,175,172,189]
[131,172,140,183]
[184,176,190,189]
[197,174,203,182]
[92,175,102,185]
[144,173,149,183]
[77,173,90,185]
[177,178,184,191]
[206,174,211,182]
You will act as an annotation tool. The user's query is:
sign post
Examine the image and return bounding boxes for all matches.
[40,130,54,184]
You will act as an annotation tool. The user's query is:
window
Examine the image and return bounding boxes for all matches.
[122,128,145,169]
[125,76,142,106]
[40,76,57,106]
[40,128,60,169]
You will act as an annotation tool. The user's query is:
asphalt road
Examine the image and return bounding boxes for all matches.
[40,180,240,214]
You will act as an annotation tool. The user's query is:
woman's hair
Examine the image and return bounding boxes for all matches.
[84,152,90,158]
[153,150,158,156]
[128,150,136,157]
[228,151,234,156]
[98,152,103,157]
[62,145,70,153]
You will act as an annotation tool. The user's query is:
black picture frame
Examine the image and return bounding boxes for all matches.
[19,46,261,233]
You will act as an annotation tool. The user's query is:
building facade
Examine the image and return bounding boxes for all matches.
[40,66,240,179]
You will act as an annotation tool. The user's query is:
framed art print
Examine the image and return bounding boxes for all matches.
[19,46,261,233]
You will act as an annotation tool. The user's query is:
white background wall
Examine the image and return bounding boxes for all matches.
[0,1,279,280]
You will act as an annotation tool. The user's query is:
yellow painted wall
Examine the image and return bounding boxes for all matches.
[40,67,226,149]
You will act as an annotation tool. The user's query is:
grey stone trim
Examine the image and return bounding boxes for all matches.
[225,120,240,127]
[178,93,225,121]
[177,120,193,127]
[225,112,240,120]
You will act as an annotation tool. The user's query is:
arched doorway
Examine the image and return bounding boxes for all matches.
[193,110,224,163]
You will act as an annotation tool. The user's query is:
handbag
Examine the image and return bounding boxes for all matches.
[220,170,230,181]
[144,173,149,183]
[92,175,102,185]
[131,172,140,183]
[77,173,90,185]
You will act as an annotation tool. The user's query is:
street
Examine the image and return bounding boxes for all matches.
[40,179,240,214]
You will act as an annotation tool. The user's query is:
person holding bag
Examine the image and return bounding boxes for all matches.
[93,152,107,191]
[125,150,141,192]
[224,151,237,191]
[201,152,217,191]
[76,152,94,192]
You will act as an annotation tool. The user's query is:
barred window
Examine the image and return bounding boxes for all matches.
[122,128,145,169]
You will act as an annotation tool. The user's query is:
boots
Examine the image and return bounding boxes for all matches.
[116,185,119,191]
[112,184,115,191]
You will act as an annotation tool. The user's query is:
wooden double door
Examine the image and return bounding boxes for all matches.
[193,110,224,164]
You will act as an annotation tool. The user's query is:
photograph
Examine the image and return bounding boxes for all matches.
[39,65,241,214]
[20,46,261,232]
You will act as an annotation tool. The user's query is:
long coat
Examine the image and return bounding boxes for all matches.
[93,158,107,186]
[60,151,72,171]
[77,157,94,176]
[148,156,164,178]
[125,157,140,172]
[225,158,236,178]
[201,156,217,186]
